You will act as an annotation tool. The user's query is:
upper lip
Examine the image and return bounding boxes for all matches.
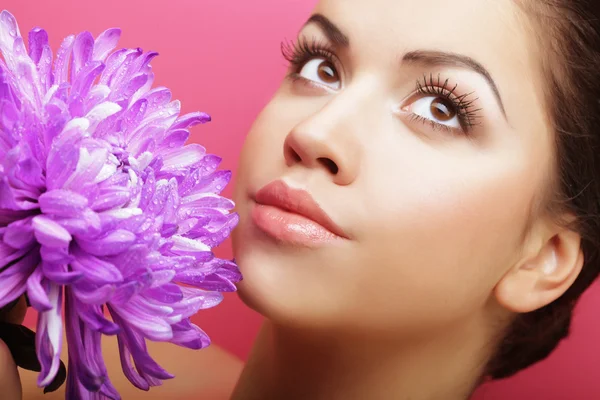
[254,180,348,239]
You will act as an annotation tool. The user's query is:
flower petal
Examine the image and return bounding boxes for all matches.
[36,283,63,387]
[181,192,234,210]
[159,129,189,151]
[76,229,136,256]
[4,217,35,249]
[70,249,123,284]
[142,284,182,303]
[39,245,73,265]
[27,27,48,64]
[42,262,82,285]
[0,177,22,210]
[170,320,210,350]
[53,34,75,85]
[178,271,236,292]
[15,157,45,190]
[0,251,38,307]
[64,289,116,395]
[142,87,171,111]
[92,28,121,61]
[71,31,94,80]
[26,267,53,311]
[90,187,130,212]
[173,287,223,316]
[38,189,89,217]
[71,281,115,305]
[70,61,104,100]
[77,303,120,335]
[170,112,210,130]
[110,310,174,385]
[32,215,72,248]
[111,298,173,341]
[160,144,206,173]
[0,241,27,268]
[0,11,23,66]
[85,101,121,130]
[170,235,210,254]
[55,209,102,237]
[115,334,150,391]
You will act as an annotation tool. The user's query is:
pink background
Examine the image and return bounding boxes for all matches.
[4,1,600,398]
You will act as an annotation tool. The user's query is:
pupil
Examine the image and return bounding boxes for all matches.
[430,98,455,121]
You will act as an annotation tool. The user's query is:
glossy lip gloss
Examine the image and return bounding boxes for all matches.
[250,180,347,247]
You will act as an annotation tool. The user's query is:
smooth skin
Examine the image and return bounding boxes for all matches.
[1,0,585,399]
[231,0,582,399]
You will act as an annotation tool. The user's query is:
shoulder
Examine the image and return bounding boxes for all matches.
[20,334,243,400]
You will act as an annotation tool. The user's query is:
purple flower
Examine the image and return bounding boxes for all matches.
[0,10,241,399]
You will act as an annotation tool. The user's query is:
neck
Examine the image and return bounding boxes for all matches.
[231,320,491,400]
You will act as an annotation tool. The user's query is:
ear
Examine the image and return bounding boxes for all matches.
[494,220,584,313]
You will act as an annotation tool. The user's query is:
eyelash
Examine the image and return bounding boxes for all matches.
[414,73,481,132]
[281,37,337,76]
[280,39,482,134]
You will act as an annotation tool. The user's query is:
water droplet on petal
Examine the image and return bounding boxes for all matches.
[9,30,16,37]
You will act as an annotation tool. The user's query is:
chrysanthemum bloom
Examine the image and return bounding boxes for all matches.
[0,10,241,399]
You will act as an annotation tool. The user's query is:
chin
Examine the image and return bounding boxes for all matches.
[233,251,287,320]
[234,270,264,313]
[231,209,351,329]
[234,261,342,333]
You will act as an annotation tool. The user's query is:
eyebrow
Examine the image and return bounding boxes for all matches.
[305,14,350,48]
[304,16,507,120]
[402,50,507,118]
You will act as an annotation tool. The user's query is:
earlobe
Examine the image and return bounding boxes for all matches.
[494,228,583,314]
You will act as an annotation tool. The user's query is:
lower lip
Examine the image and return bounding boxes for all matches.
[251,204,339,247]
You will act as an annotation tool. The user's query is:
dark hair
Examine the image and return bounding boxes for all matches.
[485,0,600,379]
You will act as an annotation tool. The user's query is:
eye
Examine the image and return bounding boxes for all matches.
[298,58,341,90]
[404,95,461,129]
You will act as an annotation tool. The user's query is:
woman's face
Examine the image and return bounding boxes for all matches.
[232,0,552,334]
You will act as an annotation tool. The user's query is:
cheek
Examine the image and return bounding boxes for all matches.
[350,148,542,323]
[234,96,300,187]
[232,97,297,255]
[233,104,285,206]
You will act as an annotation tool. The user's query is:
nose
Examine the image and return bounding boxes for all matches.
[283,96,363,186]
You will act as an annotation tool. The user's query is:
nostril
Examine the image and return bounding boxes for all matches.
[286,146,302,163]
[318,157,339,175]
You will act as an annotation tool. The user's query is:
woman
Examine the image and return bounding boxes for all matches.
[4,0,600,398]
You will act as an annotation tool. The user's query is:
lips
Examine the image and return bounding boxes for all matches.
[250,180,347,246]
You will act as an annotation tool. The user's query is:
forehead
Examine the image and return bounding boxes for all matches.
[312,0,527,68]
